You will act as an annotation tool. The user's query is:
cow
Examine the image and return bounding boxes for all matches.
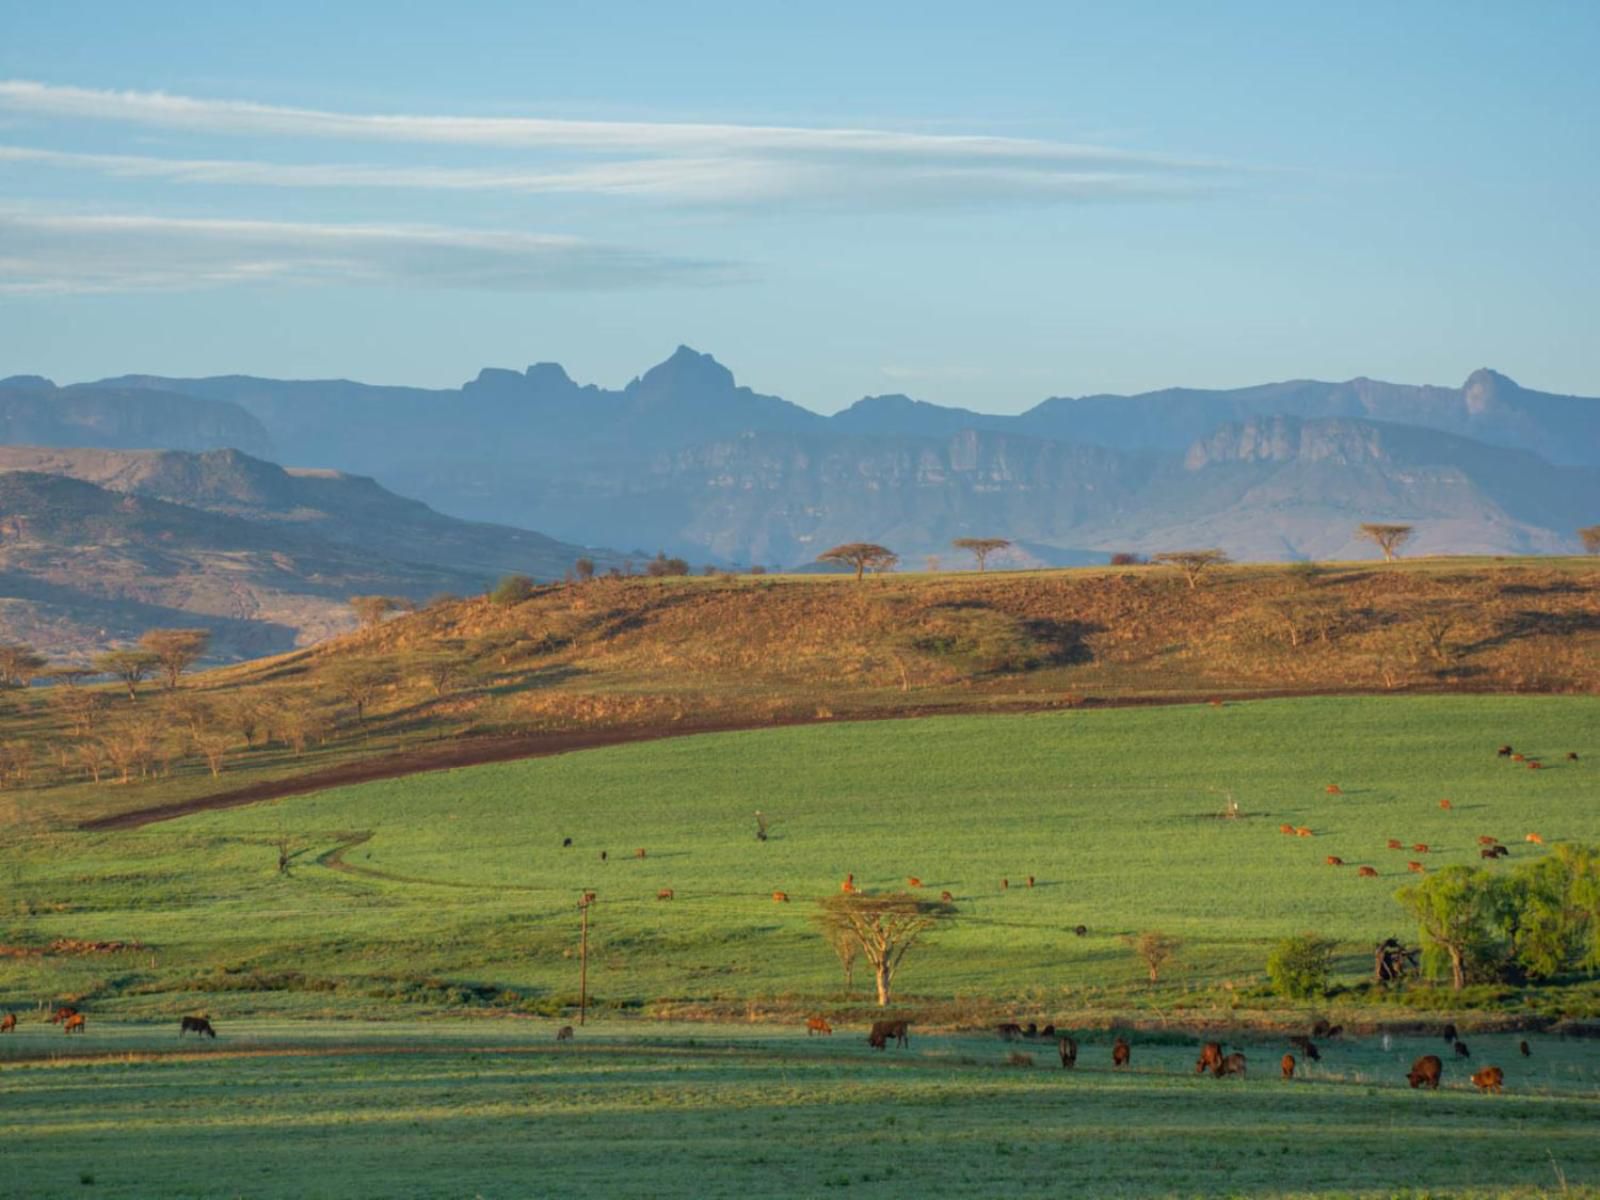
[1480,849,1500,859]
[841,874,856,894]
[562,837,573,848]
[941,891,955,903]
[1040,1024,1056,1039]
[1407,861,1426,873]
[1386,838,1404,850]
[996,1023,1023,1041]
[1453,1040,1471,1059]
[1288,1037,1321,1062]
[1512,753,1525,762]
[1195,1042,1225,1074]
[556,1025,574,1042]
[1026,876,1035,888]
[1412,844,1430,854]
[1073,924,1088,937]
[1489,845,1510,858]
[51,1005,78,1024]
[1567,752,1579,762]
[581,890,597,904]
[1279,824,1295,835]
[1471,1065,1504,1094]
[1024,1022,1038,1039]
[1326,856,1344,867]
[63,1013,86,1034]
[636,848,647,859]
[1000,878,1009,890]
[806,1017,833,1036]
[1326,785,1342,795]
[1311,1020,1331,1037]
[1477,836,1499,846]
[0,1012,15,1033]
[1358,866,1378,877]
[1281,1053,1296,1079]
[868,1019,910,1050]
[1526,833,1545,845]
[1439,798,1453,810]
[1058,1035,1078,1069]
[1527,761,1542,770]
[772,891,789,903]
[907,877,922,889]
[1441,1023,1458,1043]
[1326,1026,1343,1039]
[1497,744,1513,757]
[656,888,674,901]
[600,850,607,863]
[1295,827,1314,838]
[1520,1040,1532,1058]
[1407,1055,1443,1089]
[1112,1036,1130,1067]
[1213,1052,1247,1078]
[179,1016,216,1039]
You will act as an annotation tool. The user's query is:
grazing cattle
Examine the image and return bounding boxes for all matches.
[806,1017,833,1036]
[1441,1023,1458,1042]
[1058,1036,1078,1069]
[1526,833,1545,845]
[636,848,647,859]
[600,851,607,863]
[1325,856,1344,867]
[772,891,789,903]
[1295,827,1314,838]
[1073,924,1088,937]
[656,888,674,901]
[996,1023,1023,1041]
[1489,845,1510,858]
[1279,824,1295,835]
[1412,844,1430,854]
[1453,1040,1471,1059]
[1112,1036,1130,1067]
[1311,1020,1331,1037]
[1567,752,1579,762]
[1358,866,1378,877]
[1408,1055,1443,1089]
[1498,744,1513,757]
[1195,1042,1224,1074]
[907,877,922,889]
[1511,753,1525,763]
[0,1012,15,1033]
[1387,839,1404,850]
[562,837,573,848]
[841,874,856,894]
[1480,848,1500,859]
[1026,876,1035,888]
[555,1025,574,1042]
[1000,878,1009,890]
[1471,1066,1504,1093]
[582,890,597,903]
[867,1019,910,1050]
[1040,1024,1056,1039]
[1528,761,1542,770]
[63,1013,86,1034]
[1006,1051,1035,1068]
[1213,1052,1247,1078]
[941,891,955,903]
[1281,1053,1296,1079]
[179,1016,216,1039]
[1477,836,1499,846]
[1024,1022,1039,1038]
[1288,1037,1321,1062]
[1326,785,1342,795]
[1439,799,1452,810]
[51,1006,78,1024]
[1407,861,1426,873]
[1326,1026,1343,1038]
[1520,1040,1531,1057]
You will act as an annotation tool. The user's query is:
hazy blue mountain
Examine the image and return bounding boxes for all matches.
[0,376,274,458]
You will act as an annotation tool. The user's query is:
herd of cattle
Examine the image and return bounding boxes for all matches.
[0,1006,216,1039]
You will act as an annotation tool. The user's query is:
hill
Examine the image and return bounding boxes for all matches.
[71,350,1600,563]
[0,375,273,457]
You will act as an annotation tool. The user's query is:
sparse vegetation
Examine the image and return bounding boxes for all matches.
[1151,549,1229,589]
[1266,933,1339,999]
[1580,524,1600,554]
[1359,523,1414,563]
[1124,930,1181,983]
[817,542,898,579]
[139,628,212,689]
[951,537,1011,572]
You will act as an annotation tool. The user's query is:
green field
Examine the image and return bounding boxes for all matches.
[4,1021,1599,1199]
[4,695,1597,1018]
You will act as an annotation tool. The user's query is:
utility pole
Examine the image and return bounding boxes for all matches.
[578,891,592,1026]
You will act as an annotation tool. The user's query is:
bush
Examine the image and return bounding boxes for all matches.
[490,574,536,606]
[1109,552,1146,566]
[1266,933,1339,999]
[646,552,690,577]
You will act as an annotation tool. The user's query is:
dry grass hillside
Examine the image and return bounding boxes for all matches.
[2,557,1596,826]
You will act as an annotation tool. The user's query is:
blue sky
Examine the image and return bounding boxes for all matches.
[0,1,1595,412]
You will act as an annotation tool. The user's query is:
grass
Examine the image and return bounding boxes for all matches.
[3,1020,1599,1198]
[3,695,1596,1020]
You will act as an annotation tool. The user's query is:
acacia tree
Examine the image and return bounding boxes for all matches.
[349,595,401,629]
[817,543,898,580]
[138,628,211,689]
[324,661,393,724]
[814,891,955,1006]
[952,537,1012,573]
[1395,865,1519,990]
[92,649,161,701]
[1152,549,1230,590]
[574,557,596,582]
[1124,930,1182,983]
[1580,525,1600,554]
[0,643,47,688]
[1359,523,1414,562]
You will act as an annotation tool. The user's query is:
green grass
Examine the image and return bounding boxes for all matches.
[4,1020,1599,1199]
[4,695,1597,1019]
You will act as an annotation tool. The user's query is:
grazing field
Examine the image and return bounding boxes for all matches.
[4,1020,1600,1199]
[3,695,1596,1020]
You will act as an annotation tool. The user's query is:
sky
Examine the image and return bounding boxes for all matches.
[0,1,1596,413]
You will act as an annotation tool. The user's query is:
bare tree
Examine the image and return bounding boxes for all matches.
[1124,930,1182,983]
[53,687,105,738]
[1152,550,1230,590]
[814,891,955,1006]
[0,643,47,688]
[273,697,324,756]
[410,650,468,697]
[349,595,401,629]
[818,543,898,581]
[1359,523,1414,563]
[1580,525,1600,554]
[192,727,236,778]
[46,666,96,687]
[952,537,1012,572]
[92,649,161,701]
[138,628,211,689]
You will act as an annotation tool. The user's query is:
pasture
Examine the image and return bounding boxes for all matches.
[3,694,1597,1018]
[4,1020,1600,1198]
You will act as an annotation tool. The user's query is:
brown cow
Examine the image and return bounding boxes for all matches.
[179,1015,216,1039]
[806,1016,833,1036]
[1386,839,1404,850]
[555,1025,574,1042]
[1358,866,1378,877]
[1408,1055,1443,1089]
[1527,761,1542,770]
[940,891,954,903]
[1526,833,1544,845]
[1412,844,1430,853]
[907,877,922,889]
[657,888,674,901]
[1326,785,1342,795]
[1477,835,1499,846]
[1195,1042,1225,1074]
[1566,752,1579,762]
[1325,856,1344,866]
[1281,1053,1296,1080]
[1520,1040,1532,1058]
[1058,1035,1078,1069]
[63,1013,86,1034]
[1289,1036,1320,1062]
[1073,924,1088,937]
[1497,744,1513,757]
[1480,848,1500,859]
[51,1005,78,1024]
[868,1019,910,1050]
[1295,827,1314,838]
[1112,1036,1130,1067]
[771,890,789,903]
[1407,861,1426,873]
[1511,753,1525,762]
[1000,878,1009,890]
[996,1023,1023,1041]
[1489,845,1510,858]
[1026,875,1035,888]
[1213,1052,1247,1078]
[840,874,856,894]
[1279,823,1295,835]
[1439,798,1452,810]
[1471,1065,1504,1093]
[0,1012,15,1033]
[635,848,647,859]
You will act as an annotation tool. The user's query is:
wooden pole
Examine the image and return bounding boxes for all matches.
[578,893,590,1026]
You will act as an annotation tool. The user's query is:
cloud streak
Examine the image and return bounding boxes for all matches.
[0,211,738,294]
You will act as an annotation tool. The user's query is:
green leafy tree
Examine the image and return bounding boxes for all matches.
[138,628,211,689]
[813,891,954,1006]
[1513,844,1600,978]
[1395,866,1520,990]
[490,575,536,606]
[1266,933,1339,999]
[92,649,161,701]
[0,643,47,688]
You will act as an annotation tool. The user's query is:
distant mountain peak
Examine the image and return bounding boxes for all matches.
[632,345,736,394]
[0,375,54,391]
[524,361,574,389]
[1462,367,1518,415]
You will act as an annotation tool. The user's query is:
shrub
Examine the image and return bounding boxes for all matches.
[1109,552,1145,566]
[1266,933,1339,999]
[646,552,690,577]
[490,574,536,606]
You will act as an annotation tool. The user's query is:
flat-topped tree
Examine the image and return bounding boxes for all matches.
[814,890,955,1006]
[1359,523,1414,562]
[1580,525,1600,554]
[0,642,47,688]
[818,543,898,580]
[92,649,160,701]
[952,537,1011,572]
[1152,549,1230,589]
[138,628,211,689]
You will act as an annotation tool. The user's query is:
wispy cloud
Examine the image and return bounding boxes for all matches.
[0,211,738,294]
